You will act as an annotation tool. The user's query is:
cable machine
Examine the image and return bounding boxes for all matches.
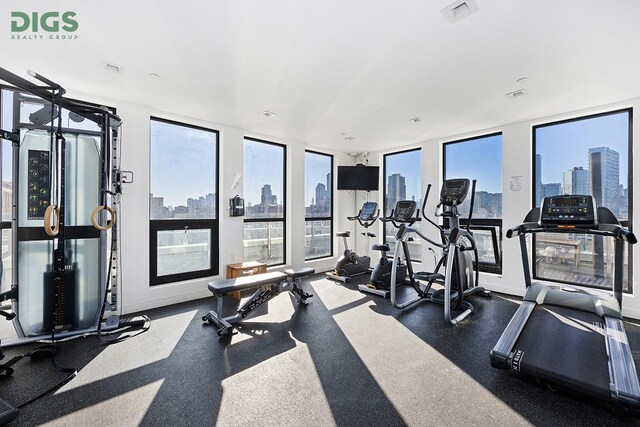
[0,67,123,349]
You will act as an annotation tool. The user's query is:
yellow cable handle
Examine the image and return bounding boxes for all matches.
[91,205,116,231]
[44,205,60,237]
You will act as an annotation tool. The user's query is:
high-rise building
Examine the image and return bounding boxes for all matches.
[562,166,590,195]
[542,183,561,199]
[536,154,543,206]
[150,193,169,218]
[589,147,619,212]
[315,183,327,207]
[326,172,331,194]
[387,173,406,210]
[261,184,272,205]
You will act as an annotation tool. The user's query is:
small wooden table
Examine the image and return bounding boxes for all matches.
[226,261,268,299]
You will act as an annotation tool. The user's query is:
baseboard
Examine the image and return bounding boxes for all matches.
[479,281,526,298]
[121,289,211,315]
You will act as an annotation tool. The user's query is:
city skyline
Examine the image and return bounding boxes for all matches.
[535,145,628,218]
[150,191,217,219]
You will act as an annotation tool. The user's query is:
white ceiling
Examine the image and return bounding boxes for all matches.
[2,0,639,153]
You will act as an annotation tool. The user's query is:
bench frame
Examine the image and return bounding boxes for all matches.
[203,270,313,336]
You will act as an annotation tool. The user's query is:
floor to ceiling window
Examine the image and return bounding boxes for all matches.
[443,133,503,274]
[243,138,286,266]
[149,117,219,285]
[533,108,632,291]
[305,151,333,260]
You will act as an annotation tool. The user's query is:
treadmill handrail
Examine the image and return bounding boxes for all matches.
[506,222,637,244]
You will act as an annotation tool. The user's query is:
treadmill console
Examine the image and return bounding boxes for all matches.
[359,202,378,221]
[440,179,470,206]
[392,200,417,222]
[540,195,597,225]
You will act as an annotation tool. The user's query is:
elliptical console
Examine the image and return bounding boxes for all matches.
[440,178,470,206]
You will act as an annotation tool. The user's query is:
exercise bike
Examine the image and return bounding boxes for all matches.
[389,178,492,325]
[326,201,379,283]
[359,200,420,298]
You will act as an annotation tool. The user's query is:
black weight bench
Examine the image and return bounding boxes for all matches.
[203,268,315,336]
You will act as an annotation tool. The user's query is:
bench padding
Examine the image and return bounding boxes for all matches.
[208,271,287,294]
[284,268,315,278]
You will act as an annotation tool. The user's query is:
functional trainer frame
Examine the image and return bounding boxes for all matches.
[0,67,123,344]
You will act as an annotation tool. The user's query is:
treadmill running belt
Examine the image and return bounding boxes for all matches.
[513,305,611,401]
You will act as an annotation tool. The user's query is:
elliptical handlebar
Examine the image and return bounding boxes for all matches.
[421,183,445,234]
[465,179,477,231]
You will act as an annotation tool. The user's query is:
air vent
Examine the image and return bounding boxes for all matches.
[505,89,526,99]
[441,0,479,23]
[260,111,277,118]
[104,63,121,73]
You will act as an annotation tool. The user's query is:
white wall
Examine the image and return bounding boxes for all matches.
[362,96,640,319]
[75,98,356,314]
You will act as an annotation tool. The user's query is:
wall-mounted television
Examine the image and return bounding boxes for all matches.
[337,165,379,191]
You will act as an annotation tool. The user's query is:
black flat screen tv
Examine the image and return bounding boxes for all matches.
[337,165,379,191]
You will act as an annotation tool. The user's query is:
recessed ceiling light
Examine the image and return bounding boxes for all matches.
[344,136,356,141]
[505,89,526,98]
[408,117,423,123]
[149,73,161,79]
[441,0,479,23]
[260,111,277,118]
[516,77,528,83]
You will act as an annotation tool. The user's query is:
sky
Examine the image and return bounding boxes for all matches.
[305,152,331,207]
[535,111,629,186]
[150,120,217,207]
[445,134,502,194]
[244,140,284,205]
[385,149,422,202]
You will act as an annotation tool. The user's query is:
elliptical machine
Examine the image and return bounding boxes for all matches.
[359,200,420,297]
[326,201,379,283]
[389,178,492,325]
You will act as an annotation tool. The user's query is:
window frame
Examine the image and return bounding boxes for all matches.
[304,149,334,261]
[149,116,220,286]
[442,132,503,275]
[383,147,422,262]
[531,107,633,292]
[243,136,287,267]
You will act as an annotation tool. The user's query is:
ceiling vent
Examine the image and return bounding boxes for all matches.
[441,0,479,23]
[505,89,526,99]
[260,111,277,118]
[104,63,121,73]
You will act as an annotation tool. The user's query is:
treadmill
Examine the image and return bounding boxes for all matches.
[491,195,640,414]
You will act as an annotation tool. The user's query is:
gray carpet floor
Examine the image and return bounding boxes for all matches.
[2,273,640,426]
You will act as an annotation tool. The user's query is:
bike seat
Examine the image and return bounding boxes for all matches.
[372,243,390,252]
[336,231,351,237]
